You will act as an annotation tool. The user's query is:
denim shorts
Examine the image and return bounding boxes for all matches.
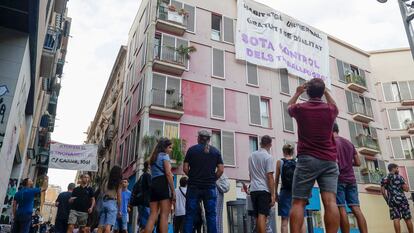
[137,205,150,228]
[336,182,360,207]
[292,155,339,199]
[99,199,118,227]
[278,189,292,217]
[113,214,128,230]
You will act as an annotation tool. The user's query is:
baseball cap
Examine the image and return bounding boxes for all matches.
[198,130,211,137]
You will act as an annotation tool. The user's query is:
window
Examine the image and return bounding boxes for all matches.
[406,167,414,191]
[387,108,414,130]
[260,99,270,128]
[152,73,181,109]
[298,78,308,100]
[134,123,141,160]
[128,129,135,165]
[282,102,294,132]
[345,90,373,117]
[126,99,131,127]
[336,59,366,84]
[246,62,258,86]
[158,34,189,68]
[140,35,147,69]
[249,136,259,154]
[390,136,414,159]
[136,78,145,113]
[118,143,124,166]
[122,137,129,168]
[348,121,378,147]
[164,1,196,32]
[211,14,221,40]
[212,48,225,78]
[149,119,179,138]
[211,86,225,119]
[211,14,234,43]
[210,130,235,166]
[383,81,414,102]
[183,4,196,32]
[280,69,289,94]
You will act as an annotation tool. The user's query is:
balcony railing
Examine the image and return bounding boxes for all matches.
[356,135,380,151]
[158,5,187,26]
[354,102,373,118]
[151,89,183,111]
[346,73,366,87]
[44,27,60,52]
[154,44,186,66]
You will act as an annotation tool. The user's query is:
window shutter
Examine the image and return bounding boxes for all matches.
[345,91,355,113]
[390,137,404,159]
[369,127,378,139]
[212,48,225,78]
[378,160,387,173]
[364,97,373,117]
[139,78,145,110]
[399,81,412,100]
[343,62,351,75]
[152,74,166,107]
[282,102,294,132]
[388,109,401,130]
[166,77,180,108]
[141,35,147,69]
[348,121,358,145]
[212,86,225,119]
[222,131,235,165]
[336,60,345,82]
[247,62,258,86]
[249,95,261,125]
[280,69,289,94]
[409,81,414,99]
[162,34,175,61]
[223,17,234,43]
[149,120,164,137]
[184,4,195,32]
[359,69,366,79]
[383,83,394,102]
[406,167,414,191]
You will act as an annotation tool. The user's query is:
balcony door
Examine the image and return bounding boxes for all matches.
[152,73,181,109]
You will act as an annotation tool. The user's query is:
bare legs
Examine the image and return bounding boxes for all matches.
[144,200,171,233]
[320,192,340,233]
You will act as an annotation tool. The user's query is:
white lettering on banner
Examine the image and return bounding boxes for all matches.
[49,142,98,171]
[236,0,331,88]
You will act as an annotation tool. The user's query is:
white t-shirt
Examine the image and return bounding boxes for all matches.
[248,148,275,193]
[175,187,187,216]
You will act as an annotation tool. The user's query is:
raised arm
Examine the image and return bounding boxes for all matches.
[275,160,281,202]
[288,84,306,107]
[324,88,337,107]
[41,176,49,192]
[353,153,361,167]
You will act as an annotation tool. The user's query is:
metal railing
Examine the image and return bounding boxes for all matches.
[44,27,59,51]
[362,172,382,184]
[356,134,380,151]
[346,73,366,87]
[150,89,184,111]
[353,102,373,118]
[157,5,187,26]
[153,44,186,66]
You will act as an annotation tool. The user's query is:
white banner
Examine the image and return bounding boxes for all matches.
[49,142,98,171]
[236,0,331,88]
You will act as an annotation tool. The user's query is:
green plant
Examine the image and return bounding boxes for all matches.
[142,132,161,159]
[171,138,186,166]
[360,167,369,175]
[176,45,197,59]
[177,8,189,16]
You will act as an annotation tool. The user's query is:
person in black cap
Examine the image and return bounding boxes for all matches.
[183,130,224,233]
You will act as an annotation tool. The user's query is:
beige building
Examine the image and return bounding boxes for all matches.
[41,185,61,223]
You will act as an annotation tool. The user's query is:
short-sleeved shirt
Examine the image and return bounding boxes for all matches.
[175,187,187,216]
[121,190,131,215]
[336,136,358,184]
[381,173,408,206]
[151,152,170,179]
[248,148,275,193]
[288,98,338,161]
[184,144,224,188]
[70,186,94,213]
[55,191,72,220]
[14,187,41,215]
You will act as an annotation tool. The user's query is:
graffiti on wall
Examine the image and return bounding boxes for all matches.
[0,179,19,224]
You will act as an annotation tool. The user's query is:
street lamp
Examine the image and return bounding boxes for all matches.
[377,0,414,59]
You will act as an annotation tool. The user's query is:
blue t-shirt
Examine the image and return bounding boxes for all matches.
[121,190,131,215]
[151,152,170,179]
[14,187,41,215]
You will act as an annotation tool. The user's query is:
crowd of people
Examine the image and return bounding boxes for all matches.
[10,78,414,233]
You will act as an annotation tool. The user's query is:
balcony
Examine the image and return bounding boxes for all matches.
[356,135,380,155]
[346,73,367,93]
[37,147,50,168]
[156,5,187,36]
[56,59,64,75]
[352,102,374,123]
[153,44,187,75]
[149,89,184,119]
[361,168,384,191]
[401,98,414,106]
[43,27,60,53]
[406,121,414,134]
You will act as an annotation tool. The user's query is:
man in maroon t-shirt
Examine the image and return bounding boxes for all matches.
[288,78,339,233]
[333,123,368,233]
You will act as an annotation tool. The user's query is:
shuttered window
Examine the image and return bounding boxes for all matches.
[184,4,195,32]
[249,136,259,153]
[354,155,366,184]
[223,16,234,43]
[282,102,294,132]
[211,131,221,151]
[280,69,289,94]
[336,60,345,82]
[211,86,225,119]
[149,120,163,137]
[134,124,141,159]
[136,78,144,113]
[390,137,405,159]
[387,109,414,130]
[212,48,225,78]
[249,95,261,125]
[399,81,412,100]
[149,119,179,138]
[345,90,373,117]
[247,62,258,86]
[383,83,395,102]
[222,131,235,165]
[406,167,414,191]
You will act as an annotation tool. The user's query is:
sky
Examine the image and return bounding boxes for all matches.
[48,0,410,190]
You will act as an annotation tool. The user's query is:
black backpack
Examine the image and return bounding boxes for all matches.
[130,173,150,206]
[281,158,296,190]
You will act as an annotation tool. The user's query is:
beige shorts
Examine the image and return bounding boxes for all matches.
[68,210,88,226]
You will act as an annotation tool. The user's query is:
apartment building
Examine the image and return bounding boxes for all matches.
[113,0,400,232]
[86,46,127,189]
[41,185,61,224]
[0,0,71,222]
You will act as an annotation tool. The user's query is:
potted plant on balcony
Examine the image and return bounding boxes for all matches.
[176,45,197,59]
[170,138,186,168]
[368,168,385,184]
[360,167,369,175]
[166,89,175,95]
[178,8,189,17]
[142,131,162,159]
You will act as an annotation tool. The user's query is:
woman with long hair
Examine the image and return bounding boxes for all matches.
[144,138,175,233]
[98,166,123,233]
